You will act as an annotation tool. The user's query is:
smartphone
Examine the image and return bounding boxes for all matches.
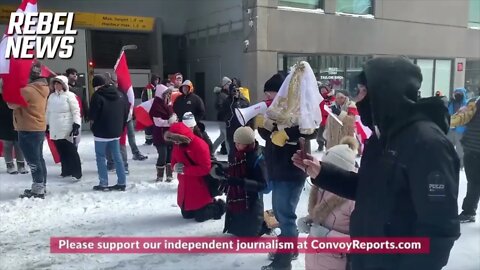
[298,137,311,160]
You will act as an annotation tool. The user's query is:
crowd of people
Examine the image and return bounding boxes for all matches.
[1,56,479,270]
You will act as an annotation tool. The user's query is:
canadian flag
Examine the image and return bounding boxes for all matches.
[134,99,154,131]
[0,0,38,106]
[114,51,135,146]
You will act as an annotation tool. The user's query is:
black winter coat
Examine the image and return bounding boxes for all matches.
[173,93,205,122]
[259,126,316,182]
[89,85,129,139]
[215,90,229,121]
[314,57,460,270]
[0,94,17,141]
[223,144,267,237]
[221,95,250,137]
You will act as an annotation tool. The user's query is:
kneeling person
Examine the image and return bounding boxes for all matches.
[165,122,226,222]
[223,126,268,237]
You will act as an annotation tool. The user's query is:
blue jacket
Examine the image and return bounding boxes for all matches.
[448,88,467,134]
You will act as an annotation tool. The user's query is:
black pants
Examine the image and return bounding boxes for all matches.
[462,151,480,215]
[316,125,326,150]
[156,143,172,167]
[145,127,153,142]
[54,139,82,178]
[181,202,221,222]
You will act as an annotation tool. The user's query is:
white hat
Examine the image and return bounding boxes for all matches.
[234,126,256,145]
[182,112,196,128]
[155,84,170,98]
[222,77,232,87]
[322,136,358,172]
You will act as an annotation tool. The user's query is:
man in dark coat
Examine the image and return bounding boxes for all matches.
[141,74,160,145]
[173,80,205,122]
[293,56,460,270]
[451,96,480,223]
[66,68,88,121]
[220,84,250,163]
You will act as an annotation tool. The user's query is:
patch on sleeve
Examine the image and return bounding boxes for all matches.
[427,171,446,201]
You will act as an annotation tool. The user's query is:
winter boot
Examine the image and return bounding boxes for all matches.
[109,184,126,191]
[6,162,18,175]
[213,199,226,220]
[262,253,293,270]
[156,166,165,182]
[133,152,148,161]
[93,185,110,191]
[459,212,476,223]
[19,189,45,199]
[219,142,227,155]
[17,161,28,174]
[165,163,173,182]
[268,251,299,261]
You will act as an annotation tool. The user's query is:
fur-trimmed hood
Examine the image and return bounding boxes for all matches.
[164,122,194,144]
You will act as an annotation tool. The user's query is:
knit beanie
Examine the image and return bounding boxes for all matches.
[182,112,197,128]
[30,61,42,81]
[233,126,256,145]
[264,73,285,93]
[222,77,232,87]
[322,136,358,172]
[92,74,107,88]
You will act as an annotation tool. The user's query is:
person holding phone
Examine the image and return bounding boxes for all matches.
[292,56,460,270]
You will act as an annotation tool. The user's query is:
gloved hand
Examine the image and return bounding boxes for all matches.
[310,224,331,237]
[263,118,276,132]
[70,123,80,137]
[271,129,289,147]
[227,177,244,187]
[168,114,178,125]
[297,216,312,234]
[173,163,184,174]
[46,125,50,134]
[331,105,341,116]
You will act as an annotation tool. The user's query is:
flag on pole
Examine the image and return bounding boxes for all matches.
[114,51,135,146]
[134,99,154,131]
[0,0,38,106]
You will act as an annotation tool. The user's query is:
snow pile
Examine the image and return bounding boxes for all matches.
[0,122,478,270]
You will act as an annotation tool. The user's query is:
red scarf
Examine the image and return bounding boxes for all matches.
[227,144,255,213]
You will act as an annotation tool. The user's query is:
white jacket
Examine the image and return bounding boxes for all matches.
[47,90,81,140]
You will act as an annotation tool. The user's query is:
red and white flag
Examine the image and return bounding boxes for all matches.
[0,0,38,106]
[134,100,154,131]
[114,51,135,145]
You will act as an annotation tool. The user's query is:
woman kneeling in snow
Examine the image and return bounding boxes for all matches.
[222,126,269,237]
[165,122,226,222]
[297,136,357,270]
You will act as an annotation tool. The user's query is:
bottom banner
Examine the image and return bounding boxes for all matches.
[50,237,430,254]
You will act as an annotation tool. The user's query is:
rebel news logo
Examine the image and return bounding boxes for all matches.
[5,12,76,59]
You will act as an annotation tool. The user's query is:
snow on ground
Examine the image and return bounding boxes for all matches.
[0,122,478,270]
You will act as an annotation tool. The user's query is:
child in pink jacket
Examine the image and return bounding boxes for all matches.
[298,136,357,270]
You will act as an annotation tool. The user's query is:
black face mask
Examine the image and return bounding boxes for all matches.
[357,94,374,128]
[454,94,463,102]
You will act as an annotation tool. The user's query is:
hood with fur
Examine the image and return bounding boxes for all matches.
[49,75,69,92]
[164,122,194,144]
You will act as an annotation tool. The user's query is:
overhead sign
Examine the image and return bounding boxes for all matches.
[0,6,154,32]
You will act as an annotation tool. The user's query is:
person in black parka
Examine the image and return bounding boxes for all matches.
[293,56,460,270]
[220,84,250,163]
[222,127,268,237]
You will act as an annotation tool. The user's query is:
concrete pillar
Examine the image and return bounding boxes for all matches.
[150,18,164,76]
[243,0,279,103]
[324,0,336,14]
[453,58,466,90]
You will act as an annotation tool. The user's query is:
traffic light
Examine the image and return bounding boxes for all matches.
[87,60,95,98]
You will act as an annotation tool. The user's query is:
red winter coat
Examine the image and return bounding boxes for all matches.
[167,123,213,211]
[319,96,336,127]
